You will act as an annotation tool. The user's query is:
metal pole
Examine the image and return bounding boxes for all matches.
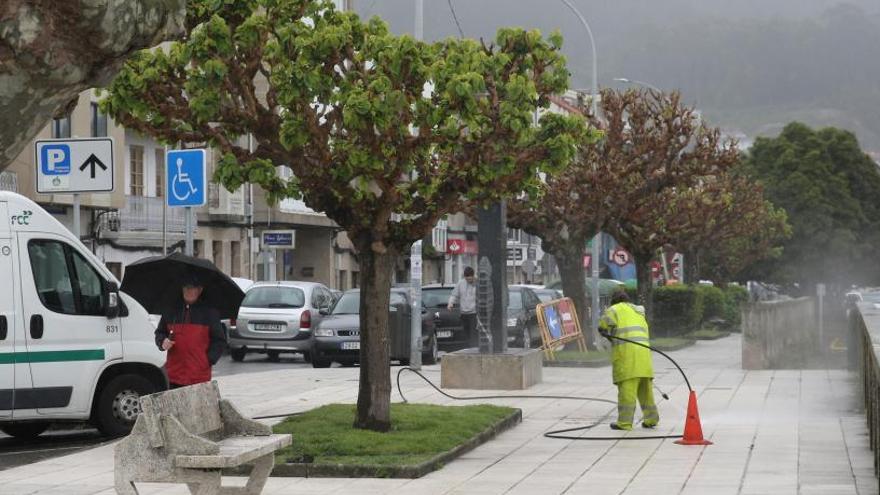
[560,0,600,344]
[185,206,193,255]
[72,193,80,240]
[410,240,423,369]
[163,145,168,256]
[414,0,423,40]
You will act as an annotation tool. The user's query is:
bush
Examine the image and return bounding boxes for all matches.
[697,285,725,323]
[652,285,703,337]
[721,284,748,331]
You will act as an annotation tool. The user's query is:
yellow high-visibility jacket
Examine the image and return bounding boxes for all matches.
[599,302,654,384]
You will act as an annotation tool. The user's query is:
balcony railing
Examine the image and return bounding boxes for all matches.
[0,171,17,193]
[103,195,188,233]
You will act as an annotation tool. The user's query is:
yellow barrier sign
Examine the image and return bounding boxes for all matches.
[536,297,587,360]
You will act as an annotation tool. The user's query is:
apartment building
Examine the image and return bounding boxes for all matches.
[3,89,358,289]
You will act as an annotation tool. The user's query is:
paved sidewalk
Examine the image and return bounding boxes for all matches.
[1,334,876,495]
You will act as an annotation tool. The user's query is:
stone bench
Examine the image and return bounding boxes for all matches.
[114,381,291,495]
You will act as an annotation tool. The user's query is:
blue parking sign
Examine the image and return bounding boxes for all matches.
[166,149,207,207]
[40,144,71,175]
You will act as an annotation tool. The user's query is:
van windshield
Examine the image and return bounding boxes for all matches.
[241,287,305,308]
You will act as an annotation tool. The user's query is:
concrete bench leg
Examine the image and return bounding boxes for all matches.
[186,474,221,495]
[242,453,274,495]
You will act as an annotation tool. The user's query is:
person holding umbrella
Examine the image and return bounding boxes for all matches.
[153,271,226,388]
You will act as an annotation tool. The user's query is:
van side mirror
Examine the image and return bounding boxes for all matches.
[103,280,120,319]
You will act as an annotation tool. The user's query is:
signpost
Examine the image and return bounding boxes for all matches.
[410,240,422,369]
[166,149,206,256]
[35,138,114,239]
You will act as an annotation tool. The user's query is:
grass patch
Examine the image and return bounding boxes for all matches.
[650,337,694,349]
[688,328,729,339]
[550,350,610,362]
[272,403,516,467]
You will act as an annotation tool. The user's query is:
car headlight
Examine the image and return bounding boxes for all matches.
[507,318,518,327]
[314,328,335,337]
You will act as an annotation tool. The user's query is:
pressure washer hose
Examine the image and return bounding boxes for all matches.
[396,332,692,441]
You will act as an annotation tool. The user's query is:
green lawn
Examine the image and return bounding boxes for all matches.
[650,337,694,349]
[272,403,516,467]
[688,328,729,339]
[550,350,610,362]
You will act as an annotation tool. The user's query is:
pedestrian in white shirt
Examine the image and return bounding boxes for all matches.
[448,266,478,347]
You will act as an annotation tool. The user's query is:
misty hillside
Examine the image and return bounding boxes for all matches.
[356,1,880,150]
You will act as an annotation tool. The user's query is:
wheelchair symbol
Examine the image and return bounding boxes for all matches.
[171,158,198,201]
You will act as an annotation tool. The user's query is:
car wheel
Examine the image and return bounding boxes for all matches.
[302,351,312,363]
[312,358,332,368]
[267,350,281,362]
[422,334,439,365]
[230,347,247,362]
[94,374,155,437]
[340,361,357,367]
[399,358,411,367]
[521,326,531,349]
[0,422,50,439]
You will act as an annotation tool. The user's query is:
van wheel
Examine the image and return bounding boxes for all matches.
[95,374,155,437]
[0,422,49,439]
[230,348,247,362]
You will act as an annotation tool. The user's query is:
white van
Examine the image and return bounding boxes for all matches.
[0,191,166,438]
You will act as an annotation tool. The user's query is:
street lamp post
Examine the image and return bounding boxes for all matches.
[559,0,601,347]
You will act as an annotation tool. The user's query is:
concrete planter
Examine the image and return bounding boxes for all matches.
[243,408,522,479]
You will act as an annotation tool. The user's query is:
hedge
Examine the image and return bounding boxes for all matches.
[648,284,747,337]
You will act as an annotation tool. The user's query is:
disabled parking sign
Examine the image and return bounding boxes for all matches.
[166,149,206,207]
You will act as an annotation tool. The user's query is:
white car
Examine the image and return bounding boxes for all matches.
[228,281,335,362]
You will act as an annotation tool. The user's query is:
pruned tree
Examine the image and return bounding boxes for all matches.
[601,90,740,316]
[663,173,790,286]
[510,89,735,323]
[102,0,583,431]
[0,0,185,168]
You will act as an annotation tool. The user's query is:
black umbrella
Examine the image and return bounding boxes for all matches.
[120,252,245,319]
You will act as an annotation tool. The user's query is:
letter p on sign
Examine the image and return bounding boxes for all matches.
[41,144,71,175]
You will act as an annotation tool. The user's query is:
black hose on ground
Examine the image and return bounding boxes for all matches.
[396,332,696,441]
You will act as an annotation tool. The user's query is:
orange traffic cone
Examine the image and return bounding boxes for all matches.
[675,390,712,446]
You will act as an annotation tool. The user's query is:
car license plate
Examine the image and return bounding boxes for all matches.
[255,324,285,332]
[437,330,452,338]
[342,342,360,350]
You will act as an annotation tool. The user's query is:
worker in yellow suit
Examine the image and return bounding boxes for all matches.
[598,290,659,430]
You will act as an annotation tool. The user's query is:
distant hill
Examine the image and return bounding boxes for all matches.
[356,1,880,150]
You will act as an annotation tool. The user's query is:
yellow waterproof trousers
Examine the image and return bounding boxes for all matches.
[615,377,659,430]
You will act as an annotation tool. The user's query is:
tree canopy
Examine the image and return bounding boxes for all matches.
[102,0,583,431]
[742,122,880,288]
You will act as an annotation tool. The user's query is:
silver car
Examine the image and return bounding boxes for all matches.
[228,281,335,362]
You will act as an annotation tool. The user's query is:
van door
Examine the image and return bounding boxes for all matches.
[17,232,123,415]
[0,201,13,419]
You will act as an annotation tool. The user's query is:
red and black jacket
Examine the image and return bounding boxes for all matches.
[154,303,226,386]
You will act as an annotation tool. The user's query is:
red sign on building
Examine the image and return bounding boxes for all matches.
[447,239,477,255]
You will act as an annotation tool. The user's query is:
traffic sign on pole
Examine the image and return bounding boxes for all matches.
[166,149,207,207]
[35,138,114,193]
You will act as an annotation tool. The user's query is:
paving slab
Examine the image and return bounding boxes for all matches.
[0,334,876,495]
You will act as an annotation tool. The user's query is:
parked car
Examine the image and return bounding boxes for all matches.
[421,284,469,351]
[228,281,335,362]
[310,288,438,368]
[329,288,343,304]
[507,285,543,348]
[222,277,254,342]
[513,284,563,303]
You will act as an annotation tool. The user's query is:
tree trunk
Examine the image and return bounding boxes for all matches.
[634,254,654,322]
[684,249,700,285]
[354,247,394,432]
[556,244,597,350]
